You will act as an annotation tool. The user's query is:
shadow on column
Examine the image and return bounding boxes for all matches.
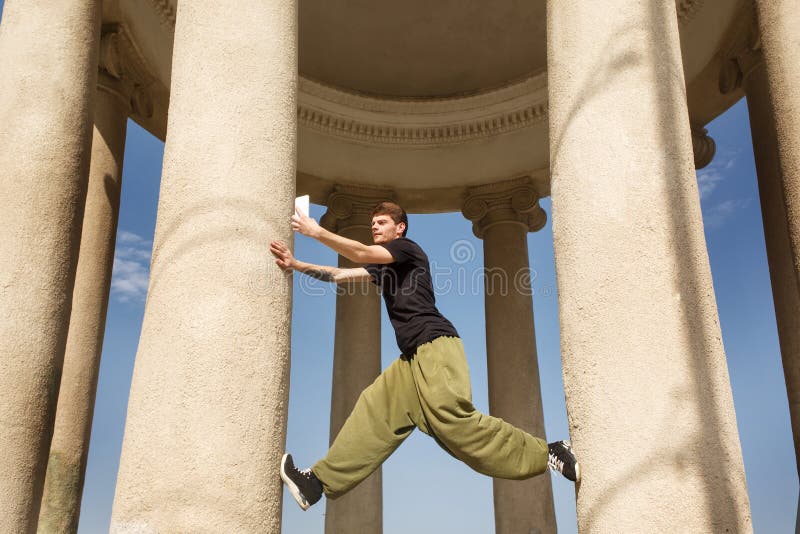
[547,3,750,531]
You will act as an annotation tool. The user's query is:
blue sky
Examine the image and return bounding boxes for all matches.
[1,2,796,531]
[78,102,797,534]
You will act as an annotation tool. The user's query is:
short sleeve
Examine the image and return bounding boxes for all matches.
[380,238,415,264]
[364,264,383,285]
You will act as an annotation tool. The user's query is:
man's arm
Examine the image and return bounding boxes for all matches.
[270,240,373,284]
[290,208,394,264]
[294,260,372,284]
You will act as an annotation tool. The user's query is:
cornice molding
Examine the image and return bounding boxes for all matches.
[718,1,762,95]
[462,178,546,239]
[99,25,157,118]
[298,74,549,147]
[142,0,711,149]
[320,184,396,235]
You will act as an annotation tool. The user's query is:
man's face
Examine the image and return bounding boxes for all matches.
[371,214,405,244]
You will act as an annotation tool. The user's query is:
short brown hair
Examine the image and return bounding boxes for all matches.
[371,201,408,236]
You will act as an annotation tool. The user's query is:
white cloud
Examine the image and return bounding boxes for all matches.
[695,148,750,229]
[695,149,739,201]
[697,168,723,200]
[110,230,152,303]
[703,198,751,230]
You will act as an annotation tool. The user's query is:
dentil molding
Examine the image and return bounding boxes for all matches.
[143,0,710,149]
[298,74,549,147]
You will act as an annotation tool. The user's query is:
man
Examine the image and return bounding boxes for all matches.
[270,201,579,511]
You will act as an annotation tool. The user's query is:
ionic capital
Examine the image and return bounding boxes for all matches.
[320,185,396,236]
[718,2,763,95]
[98,25,155,118]
[462,178,546,239]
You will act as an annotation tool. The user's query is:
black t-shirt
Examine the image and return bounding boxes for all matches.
[365,237,459,356]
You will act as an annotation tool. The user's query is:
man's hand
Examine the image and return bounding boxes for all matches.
[291,207,322,238]
[270,240,296,271]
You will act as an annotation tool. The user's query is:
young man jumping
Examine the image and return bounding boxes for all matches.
[270,201,579,511]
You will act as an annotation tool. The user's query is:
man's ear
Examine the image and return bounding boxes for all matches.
[398,222,407,236]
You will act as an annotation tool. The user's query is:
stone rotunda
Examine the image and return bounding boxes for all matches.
[1,0,798,533]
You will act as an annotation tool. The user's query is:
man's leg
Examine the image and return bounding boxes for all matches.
[410,336,550,480]
[312,355,424,498]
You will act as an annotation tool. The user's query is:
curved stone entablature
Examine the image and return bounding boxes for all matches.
[106,0,746,209]
[298,74,548,147]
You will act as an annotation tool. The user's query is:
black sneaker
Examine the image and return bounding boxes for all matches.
[280,453,323,510]
[548,440,580,483]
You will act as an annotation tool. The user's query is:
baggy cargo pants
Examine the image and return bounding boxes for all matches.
[312,336,549,498]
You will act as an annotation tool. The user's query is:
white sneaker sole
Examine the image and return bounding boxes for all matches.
[280,454,310,511]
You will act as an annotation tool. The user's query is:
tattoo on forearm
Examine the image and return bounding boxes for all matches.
[304,266,337,283]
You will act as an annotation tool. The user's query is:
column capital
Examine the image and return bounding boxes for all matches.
[320,184,396,235]
[462,178,546,239]
[718,3,763,95]
[98,25,155,118]
[691,126,716,170]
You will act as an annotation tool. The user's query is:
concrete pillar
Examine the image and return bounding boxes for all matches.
[754,0,800,292]
[37,49,134,533]
[463,180,555,534]
[546,1,752,531]
[110,2,297,532]
[319,186,390,534]
[0,2,101,532]
[723,44,800,476]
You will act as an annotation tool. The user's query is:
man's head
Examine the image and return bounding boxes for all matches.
[370,201,408,244]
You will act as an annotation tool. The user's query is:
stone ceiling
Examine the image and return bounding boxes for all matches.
[298,0,547,98]
[110,0,748,210]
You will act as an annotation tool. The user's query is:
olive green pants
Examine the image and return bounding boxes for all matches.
[312,336,549,498]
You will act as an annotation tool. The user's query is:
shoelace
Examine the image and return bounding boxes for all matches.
[548,453,564,473]
[299,468,315,481]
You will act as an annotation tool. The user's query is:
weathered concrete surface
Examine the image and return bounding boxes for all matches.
[321,199,383,534]
[546,1,752,531]
[464,182,555,534]
[0,2,101,532]
[110,2,298,532]
[484,223,555,534]
[744,58,800,476]
[755,0,800,294]
[38,73,130,534]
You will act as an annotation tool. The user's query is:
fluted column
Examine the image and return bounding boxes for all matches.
[754,0,800,292]
[720,30,800,476]
[38,27,150,533]
[0,3,101,532]
[463,180,555,534]
[110,3,297,532]
[319,186,390,534]
[547,1,752,532]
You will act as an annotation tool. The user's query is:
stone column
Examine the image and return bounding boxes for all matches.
[0,3,101,533]
[463,180,555,534]
[546,1,752,532]
[720,36,800,475]
[754,0,800,292]
[110,2,297,532]
[319,186,389,534]
[38,27,149,533]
